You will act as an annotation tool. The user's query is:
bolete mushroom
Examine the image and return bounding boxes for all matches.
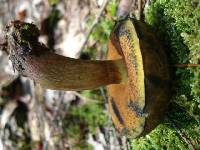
[5,18,170,138]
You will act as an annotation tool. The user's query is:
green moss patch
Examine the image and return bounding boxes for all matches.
[63,101,108,150]
[131,0,200,149]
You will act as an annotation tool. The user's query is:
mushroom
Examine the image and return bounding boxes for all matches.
[5,18,170,138]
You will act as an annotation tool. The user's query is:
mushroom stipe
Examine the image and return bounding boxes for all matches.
[5,17,171,138]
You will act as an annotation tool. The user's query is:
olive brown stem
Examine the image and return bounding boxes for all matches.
[6,21,127,91]
[19,53,127,91]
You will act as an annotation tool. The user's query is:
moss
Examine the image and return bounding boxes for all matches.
[11,21,40,45]
[131,0,200,149]
[131,104,199,150]
[63,101,108,149]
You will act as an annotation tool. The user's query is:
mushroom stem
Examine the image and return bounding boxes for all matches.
[6,21,127,91]
[22,53,127,91]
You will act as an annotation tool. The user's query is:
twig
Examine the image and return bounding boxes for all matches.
[173,64,200,67]
[79,0,109,52]
[166,115,195,150]
[100,87,107,102]
[138,0,142,20]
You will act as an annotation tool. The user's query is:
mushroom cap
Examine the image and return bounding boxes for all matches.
[107,18,170,138]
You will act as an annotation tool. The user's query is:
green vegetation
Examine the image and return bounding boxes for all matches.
[131,0,200,149]
[80,89,105,102]
[63,101,108,150]
[82,0,118,59]
[48,0,60,6]
[16,22,39,45]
